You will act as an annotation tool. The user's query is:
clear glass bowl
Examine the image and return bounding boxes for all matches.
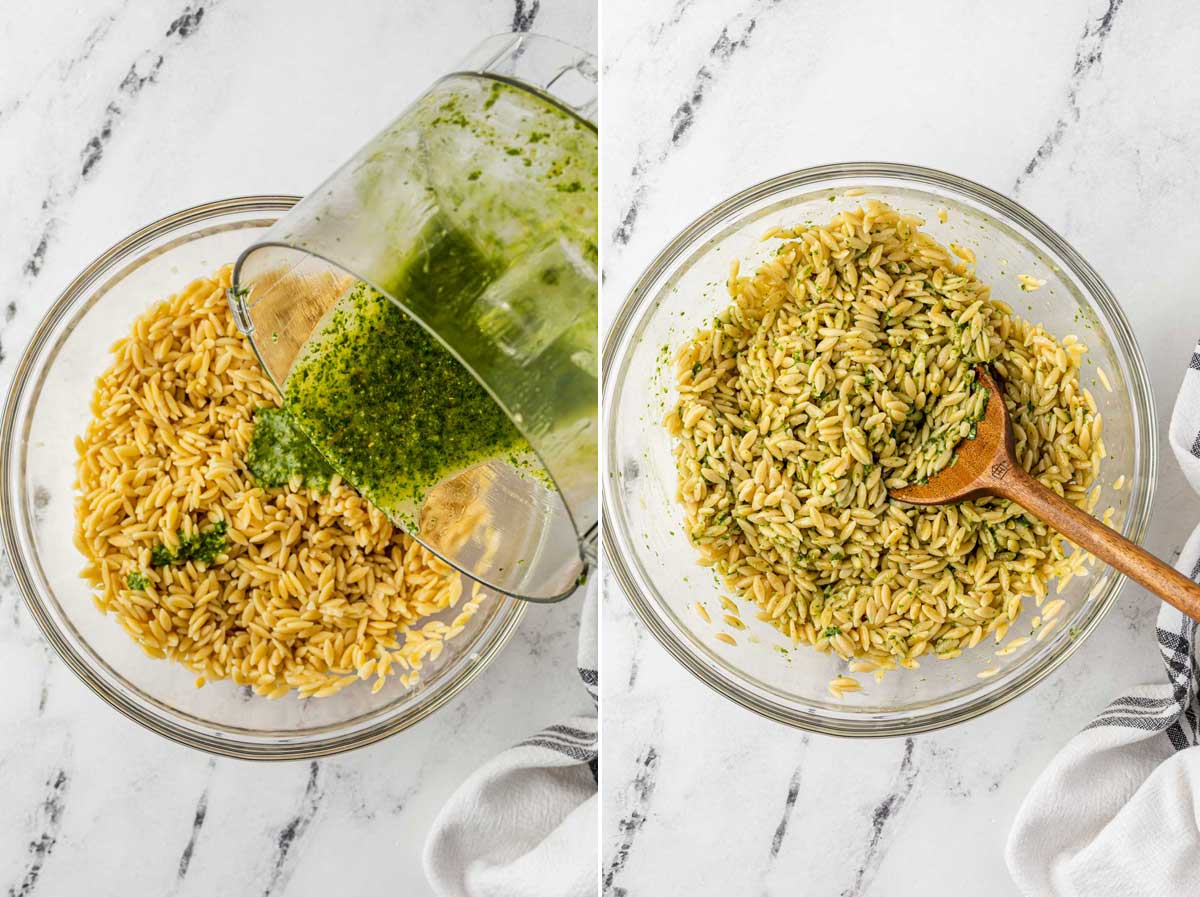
[0,197,525,758]
[603,163,1156,736]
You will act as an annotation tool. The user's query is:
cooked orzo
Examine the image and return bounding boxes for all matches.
[74,265,482,699]
[665,202,1103,676]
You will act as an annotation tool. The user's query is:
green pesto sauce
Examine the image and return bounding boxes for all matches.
[396,75,599,267]
[150,521,229,568]
[250,75,595,530]
[246,406,334,490]
[283,282,529,520]
[364,75,599,432]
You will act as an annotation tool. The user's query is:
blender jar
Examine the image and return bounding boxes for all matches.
[229,33,597,601]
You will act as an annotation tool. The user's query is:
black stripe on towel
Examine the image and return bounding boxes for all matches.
[1192,429,1200,460]
[527,728,596,753]
[1104,695,1179,710]
[1159,627,1189,653]
[545,724,596,743]
[1094,707,1180,728]
[519,738,596,762]
[1086,514,1200,747]
[531,733,595,754]
[1085,713,1175,733]
[1167,721,1192,751]
[1190,350,1200,371]
[1095,703,1179,722]
[1185,702,1200,741]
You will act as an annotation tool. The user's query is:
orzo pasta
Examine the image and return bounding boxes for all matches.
[74,266,482,698]
[665,202,1102,676]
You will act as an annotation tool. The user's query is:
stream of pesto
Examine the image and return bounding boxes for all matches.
[246,406,334,490]
[283,282,529,519]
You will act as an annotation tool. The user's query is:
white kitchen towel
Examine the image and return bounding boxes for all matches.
[1007,342,1200,897]
[424,579,597,897]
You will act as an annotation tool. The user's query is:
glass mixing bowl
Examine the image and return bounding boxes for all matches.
[0,197,525,758]
[603,163,1156,736]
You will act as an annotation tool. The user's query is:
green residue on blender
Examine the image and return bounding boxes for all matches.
[248,73,596,531]
[283,282,530,523]
[366,75,599,431]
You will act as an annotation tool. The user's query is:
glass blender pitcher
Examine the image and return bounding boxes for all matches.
[228,33,597,602]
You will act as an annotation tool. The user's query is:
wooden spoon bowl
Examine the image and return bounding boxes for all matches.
[890,366,1200,620]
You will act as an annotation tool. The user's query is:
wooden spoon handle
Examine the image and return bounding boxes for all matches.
[1000,467,1200,621]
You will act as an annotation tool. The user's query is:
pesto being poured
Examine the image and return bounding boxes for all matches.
[283,282,529,519]
[252,73,597,536]
[246,406,334,491]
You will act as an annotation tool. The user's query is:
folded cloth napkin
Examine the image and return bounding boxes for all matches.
[1007,343,1200,897]
[424,580,597,897]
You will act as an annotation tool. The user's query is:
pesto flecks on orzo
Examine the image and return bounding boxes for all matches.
[665,202,1104,679]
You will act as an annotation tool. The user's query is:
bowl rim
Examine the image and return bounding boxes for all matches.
[1,195,527,759]
[602,161,1158,737]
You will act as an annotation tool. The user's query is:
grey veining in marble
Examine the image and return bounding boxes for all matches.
[602,1,1200,895]
[0,2,594,895]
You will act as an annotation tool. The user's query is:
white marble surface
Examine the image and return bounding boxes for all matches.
[601,1,1200,894]
[0,3,594,896]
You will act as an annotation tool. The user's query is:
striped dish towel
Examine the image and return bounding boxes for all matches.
[1007,342,1200,896]
[424,581,597,897]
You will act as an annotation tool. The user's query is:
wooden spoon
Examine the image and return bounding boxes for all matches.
[889,365,1200,620]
